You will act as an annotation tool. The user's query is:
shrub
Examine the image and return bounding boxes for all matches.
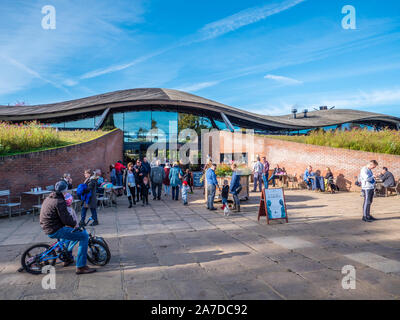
[0,121,107,156]
[266,128,400,155]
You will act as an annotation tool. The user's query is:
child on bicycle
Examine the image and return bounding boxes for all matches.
[64,193,78,228]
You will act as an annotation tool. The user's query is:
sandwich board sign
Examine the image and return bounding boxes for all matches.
[258,188,288,224]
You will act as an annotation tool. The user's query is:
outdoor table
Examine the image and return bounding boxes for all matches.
[23,190,52,206]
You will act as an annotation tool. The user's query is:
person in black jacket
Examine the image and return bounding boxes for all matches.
[39,180,96,275]
[141,176,150,206]
[134,159,146,202]
[325,167,338,194]
[221,179,230,210]
[80,169,99,226]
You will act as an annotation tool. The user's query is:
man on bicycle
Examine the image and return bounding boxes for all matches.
[40,180,96,274]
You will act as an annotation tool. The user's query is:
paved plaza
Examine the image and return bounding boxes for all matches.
[1,189,400,300]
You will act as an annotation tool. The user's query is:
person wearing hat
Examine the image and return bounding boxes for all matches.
[181,181,190,206]
[39,180,96,275]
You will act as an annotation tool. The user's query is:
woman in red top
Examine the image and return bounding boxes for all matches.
[163,163,171,197]
[114,161,126,186]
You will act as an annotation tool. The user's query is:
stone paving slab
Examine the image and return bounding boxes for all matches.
[1,189,400,299]
[344,252,400,274]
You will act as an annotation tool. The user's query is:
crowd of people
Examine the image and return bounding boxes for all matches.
[111,158,195,208]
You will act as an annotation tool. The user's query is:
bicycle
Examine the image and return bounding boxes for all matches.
[19,217,111,275]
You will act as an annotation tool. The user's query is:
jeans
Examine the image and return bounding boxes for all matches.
[262,173,269,189]
[232,193,240,207]
[362,189,374,218]
[116,173,123,186]
[172,186,180,200]
[81,207,98,223]
[164,184,170,196]
[111,176,117,186]
[253,174,263,192]
[152,183,162,200]
[207,184,216,209]
[222,197,228,206]
[182,193,188,204]
[48,227,89,268]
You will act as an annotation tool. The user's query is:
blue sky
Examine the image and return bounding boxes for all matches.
[0,0,399,116]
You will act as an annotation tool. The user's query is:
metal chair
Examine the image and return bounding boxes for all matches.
[97,188,112,210]
[0,190,22,219]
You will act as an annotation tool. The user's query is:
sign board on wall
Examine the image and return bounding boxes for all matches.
[258,188,288,224]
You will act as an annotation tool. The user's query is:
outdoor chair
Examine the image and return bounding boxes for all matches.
[384,179,400,197]
[0,190,22,219]
[287,174,299,189]
[97,188,112,210]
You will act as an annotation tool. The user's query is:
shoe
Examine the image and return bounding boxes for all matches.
[153,197,156,201]
[76,266,97,275]
[128,204,132,208]
[362,217,373,223]
[92,220,99,226]
[367,215,378,221]
[210,208,217,211]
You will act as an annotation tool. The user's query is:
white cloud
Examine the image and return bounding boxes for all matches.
[264,74,303,85]
[199,0,306,40]
[77,0,306,81]
[176,81,220,93]
[0,0,145,95]
[320,88,400,109]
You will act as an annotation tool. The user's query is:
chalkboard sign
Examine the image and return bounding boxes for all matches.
[192,171,204,187]
[258,188,288,224]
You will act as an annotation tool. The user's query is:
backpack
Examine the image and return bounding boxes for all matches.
[152,167,164,184]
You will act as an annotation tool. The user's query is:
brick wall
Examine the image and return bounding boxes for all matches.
[209,131,400,192]
[261,138,400,191]
[0,129,123,209]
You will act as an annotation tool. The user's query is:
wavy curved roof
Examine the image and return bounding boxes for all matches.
[0,88,399,131]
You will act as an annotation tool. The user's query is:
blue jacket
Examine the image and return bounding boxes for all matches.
[206,168,218,186]
[76,183,92,205]
[169,166,183,187]
[230,171,241,194]
[304,169,315,182]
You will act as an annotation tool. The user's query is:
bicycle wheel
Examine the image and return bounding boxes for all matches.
[87,239,111,266]
[21,243,57,275]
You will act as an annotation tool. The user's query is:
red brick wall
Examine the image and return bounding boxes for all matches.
[211,131,400,192]
[262,138,400,191]
[0,129,123,209]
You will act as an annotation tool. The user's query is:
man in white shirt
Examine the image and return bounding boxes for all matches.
[360,160,378,222]
[252,157,264,192]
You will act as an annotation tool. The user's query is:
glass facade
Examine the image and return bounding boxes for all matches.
[52,109,228,161]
